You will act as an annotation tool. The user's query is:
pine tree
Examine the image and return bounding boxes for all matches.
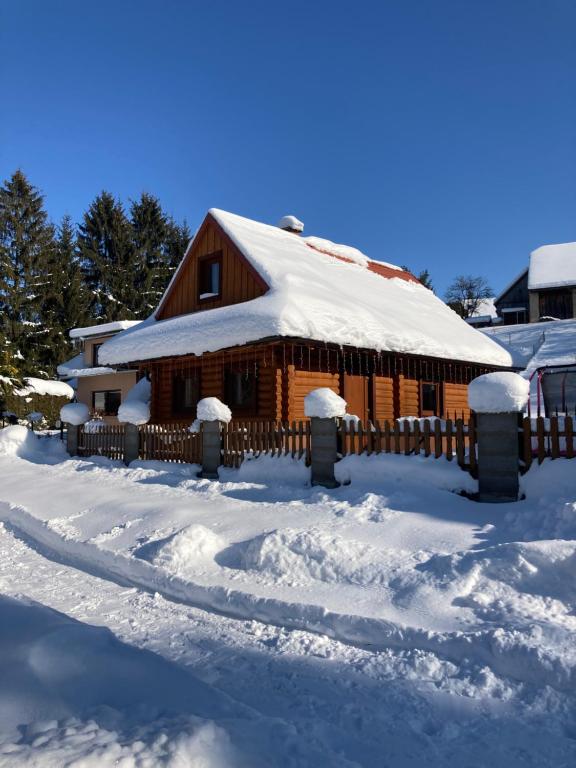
[0,170,56,375]
[38,216,90,373]
[164,218,191,286]
[78,191,137,321]
[130,193,169,316]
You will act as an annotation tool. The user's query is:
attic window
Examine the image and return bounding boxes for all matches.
[198,252,222,301]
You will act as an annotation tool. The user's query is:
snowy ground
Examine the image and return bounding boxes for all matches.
[0,427,575,766]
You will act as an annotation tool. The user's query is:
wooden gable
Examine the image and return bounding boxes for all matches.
[156,213,268,321]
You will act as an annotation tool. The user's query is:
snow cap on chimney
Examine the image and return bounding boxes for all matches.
[278,215,304,234]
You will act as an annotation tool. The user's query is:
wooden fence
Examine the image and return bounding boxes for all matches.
[223,420,312,468]
[74,415,576,473]
[77,424,125,461]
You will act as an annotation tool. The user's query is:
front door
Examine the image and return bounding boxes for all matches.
[343,375,369,422]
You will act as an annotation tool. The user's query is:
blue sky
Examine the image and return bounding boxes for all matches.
[1,0,575,296]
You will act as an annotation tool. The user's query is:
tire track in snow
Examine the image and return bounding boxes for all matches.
[1,499,573,693]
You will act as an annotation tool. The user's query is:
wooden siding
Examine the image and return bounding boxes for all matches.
[397,376,420,417]
[372,375,394,421]
[288,366,340,420]
[444,382,470,420]
[157,219,266,320]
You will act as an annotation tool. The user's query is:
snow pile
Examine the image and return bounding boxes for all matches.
[147,525,226,580]
[84,418,107,433]
[304,388,346,418]
[99,209,513,368]
[243,527,403,587]
[26,411,43,424]
[468,372,529,413]
[0,426,39,458]
[118,377,151,425]
[60,402,90,425]
[278,214,304,232]
[197,397,232,423]
[529,241,576,290]
[14,377,74,399]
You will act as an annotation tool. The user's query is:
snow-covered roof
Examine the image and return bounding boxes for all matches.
[57,352,119,379]
[99,209,513,368]
[529,242,576,291]
[69,320,141,340]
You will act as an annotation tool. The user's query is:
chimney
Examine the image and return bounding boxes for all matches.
[278,215,304,234]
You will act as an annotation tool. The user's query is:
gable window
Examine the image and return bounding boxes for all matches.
[92,390,121,416]
[92,343,102,367]
[198,252,222,301]
[224,367,258,415]
[421,382,439,417]
[173,373,200,415]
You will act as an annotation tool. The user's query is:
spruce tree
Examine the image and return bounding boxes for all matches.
[130,193,168,316]
[39,215,90,372]
[0,170,56,375]
[164,218,191,285]
[78,191,137,321]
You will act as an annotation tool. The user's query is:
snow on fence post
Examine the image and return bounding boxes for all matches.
[60,403,90,457]
[468,373,529,503]
[195,397,232,480]
[305,388,346,488]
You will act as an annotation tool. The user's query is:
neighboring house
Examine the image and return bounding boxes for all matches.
[494,269,529,326]
[58,321,141,422]
[495,240,576,325]
[99,209,512,424]
[464,298,501,329]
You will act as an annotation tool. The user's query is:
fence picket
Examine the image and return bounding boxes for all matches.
[566,416,574,459]
[423,420,430,457]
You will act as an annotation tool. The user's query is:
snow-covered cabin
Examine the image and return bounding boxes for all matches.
[99,209,513,423]
[58,321,141,422]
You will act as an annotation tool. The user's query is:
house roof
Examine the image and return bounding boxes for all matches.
[69,320,141,340]
[529,242,576,291]
[99,209,513,368]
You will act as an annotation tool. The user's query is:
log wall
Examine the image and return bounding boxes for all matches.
[443,382,470,420]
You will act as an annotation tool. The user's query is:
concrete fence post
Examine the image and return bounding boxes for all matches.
[66,424,80,457]
[124,423,140,466]
[199,420,222,479]
[310,417,339,488]
[476,412,520,502]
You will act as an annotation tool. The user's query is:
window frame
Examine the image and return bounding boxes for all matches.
[92,343,102,367]
[420,381,440,417]
[198,251,223,302]
[92,389,121,416]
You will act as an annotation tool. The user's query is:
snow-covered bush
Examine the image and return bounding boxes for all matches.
[4,376,74,428]
[83,419,107,433]
[117,377,151,425]
[60,402,90,426]
[196,397,232,423]
[468,372,529,413]
[304,388,346,419]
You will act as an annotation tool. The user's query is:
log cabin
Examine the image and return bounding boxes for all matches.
[99,209,514,424]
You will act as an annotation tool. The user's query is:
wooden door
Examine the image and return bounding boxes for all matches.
[343,375,369,422]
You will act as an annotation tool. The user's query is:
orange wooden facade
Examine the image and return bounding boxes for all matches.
[141,341,497,424]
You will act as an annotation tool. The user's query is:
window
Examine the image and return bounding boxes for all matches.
[421,382,439,416]
[173,373,200,415]
[224,368,258,415]
[92,343,102,367]
[92,390,121,416]
[198,252,222,300]
[539,290,573,320]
